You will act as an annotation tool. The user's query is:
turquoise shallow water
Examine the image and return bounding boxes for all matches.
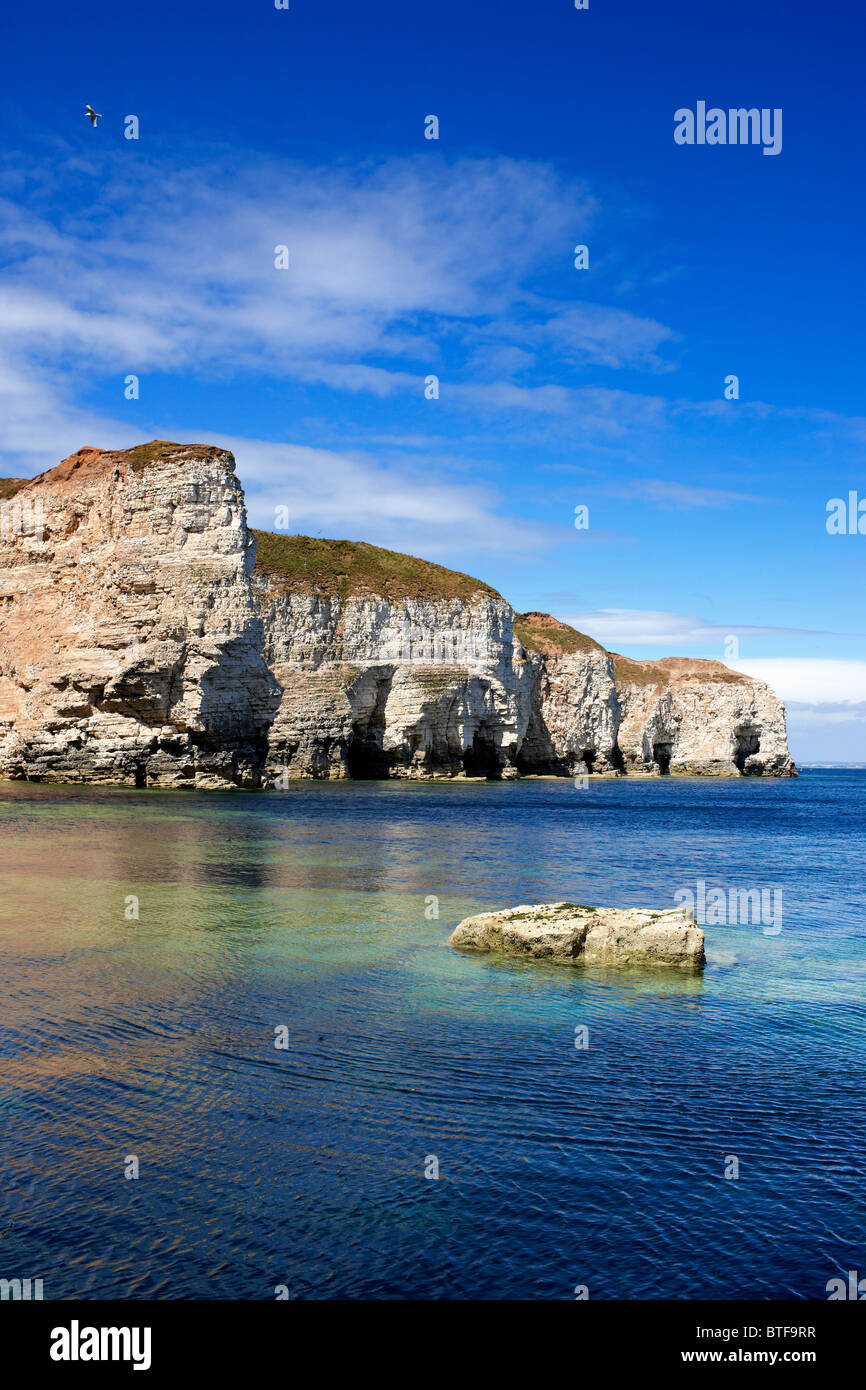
[1,770,864,1299]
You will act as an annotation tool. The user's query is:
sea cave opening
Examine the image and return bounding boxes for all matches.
[653,740,673,775]
[346,740,390,778]
[346,673,393,779]
[581,748,596,774]
[462,725,500,779]
[733,728,761,774]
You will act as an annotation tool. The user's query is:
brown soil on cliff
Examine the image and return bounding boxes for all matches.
[5,442,231,493]
[510,613,751,688]
[251,531,502,604]
[613,653,753,687]
[513,611,603,657]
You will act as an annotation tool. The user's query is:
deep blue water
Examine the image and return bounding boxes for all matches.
[1,769,865,1299]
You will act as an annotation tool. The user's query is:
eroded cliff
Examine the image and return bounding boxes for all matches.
[512,613,621,776]
[613,655,795,777]
[0,442,796,786]
[252,533,525,779]
[0,443,280,788]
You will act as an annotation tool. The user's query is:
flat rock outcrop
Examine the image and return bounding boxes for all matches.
[448,901,705,967]
[0,441,796,786]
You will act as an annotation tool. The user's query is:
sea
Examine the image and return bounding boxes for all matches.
[1,769,864,1300]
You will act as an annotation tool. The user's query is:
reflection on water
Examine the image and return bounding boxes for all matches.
[1,772,865,1299]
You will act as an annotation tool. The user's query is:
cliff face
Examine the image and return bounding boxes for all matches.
[0,442,796,786]
[614,656,795,777]
[0,443,280,788]
[512,614,621,775]
[252,536,527,779]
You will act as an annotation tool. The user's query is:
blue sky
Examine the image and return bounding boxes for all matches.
[1,0,864,760]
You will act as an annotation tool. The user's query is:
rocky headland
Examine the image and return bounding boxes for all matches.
[0,441,796,788]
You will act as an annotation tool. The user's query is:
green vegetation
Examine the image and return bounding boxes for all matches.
[612,654,666,688]
[124,441,221,471]
[0,478,30,500]
[403,665,469,694]
[513,611,603,658]
[507,904,597,920]
[251,530,501,603]
[613,654,746,687]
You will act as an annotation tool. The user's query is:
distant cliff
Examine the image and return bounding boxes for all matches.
[0,442,795,787]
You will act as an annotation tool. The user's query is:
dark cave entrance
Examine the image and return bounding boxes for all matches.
[346,722,390,778]
[653,740,674,775]
[346,677,392,779]
[346,741,389,778]
[462,725,500,778]
[581,748,596,774]
[734,728,761,774]
[610,743,625,773]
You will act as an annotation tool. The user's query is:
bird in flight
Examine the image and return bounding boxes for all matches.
[85,105,102,127]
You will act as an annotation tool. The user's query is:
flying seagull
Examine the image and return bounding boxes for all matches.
[85,105,102,127]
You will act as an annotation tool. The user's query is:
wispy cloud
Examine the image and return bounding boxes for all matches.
[785,702,866,725]
[189,432,555,561]
[0,153,608,387]
[0,349,137,467]
[535,304,678,372]
[559,608,826,648]
[0,148,687,477]
[2,144,864,487]
[607,478,776,509]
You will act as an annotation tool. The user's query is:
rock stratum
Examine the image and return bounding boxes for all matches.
[448,902,706,968]
[0,442,796,788]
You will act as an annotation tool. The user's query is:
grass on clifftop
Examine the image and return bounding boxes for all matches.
[123,441,225,471]
[251,531,502,603]
[0,478,30,500]
[612,654,665,687]
[513,611,603,657]
[613,653,749,687]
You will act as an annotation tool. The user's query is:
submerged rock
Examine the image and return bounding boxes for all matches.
[448,901,705,968]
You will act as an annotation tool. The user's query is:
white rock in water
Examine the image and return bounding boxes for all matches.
[448,901,705,968]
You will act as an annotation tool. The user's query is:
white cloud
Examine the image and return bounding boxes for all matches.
[729,659,866,706]
[784,703,866,725]
[0,151,686,474]
[560,608,822,648]
[186,432,554,561]
[0,349,138,469]
[538,303,678,371]
[609,478,775,509]
[0,155,605,382]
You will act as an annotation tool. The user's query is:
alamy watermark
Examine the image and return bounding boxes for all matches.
[0,1276,43,1300]
[0,496,44,543]
[674,880,782,935]
[826,492,866,535]
[674,103,782,156]
[827,1269,866,1300]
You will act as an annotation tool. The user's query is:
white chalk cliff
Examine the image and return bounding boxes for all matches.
[0,442,796,787]
[0,443,279,788]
